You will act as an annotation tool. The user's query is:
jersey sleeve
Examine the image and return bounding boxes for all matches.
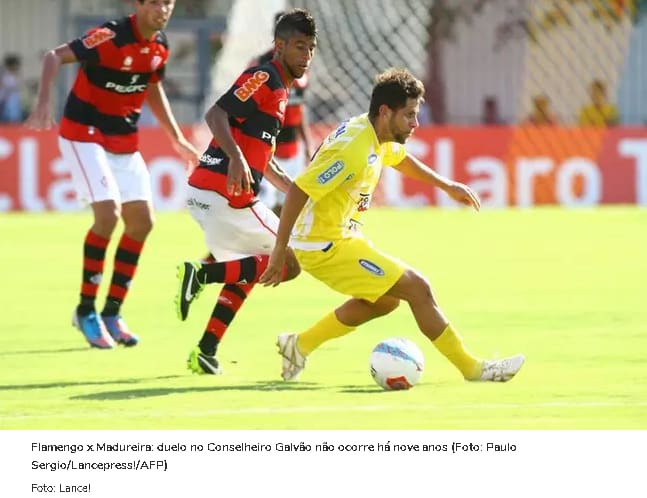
[295,146,358,202]
[216,69,271,119]
[382,142,407,167]
[67,23,116,64]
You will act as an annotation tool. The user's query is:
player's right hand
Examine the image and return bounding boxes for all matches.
[259,247,286,287]
[25,104,55,130]
[227,155,254,196]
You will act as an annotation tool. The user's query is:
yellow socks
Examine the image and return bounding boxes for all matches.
[432,324,482,379]
[297,311,356,355]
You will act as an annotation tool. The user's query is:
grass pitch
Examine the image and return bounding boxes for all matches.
[1,206,645,429]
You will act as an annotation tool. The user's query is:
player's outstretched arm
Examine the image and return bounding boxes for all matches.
[393,153,481,211]
[259,183,309,287]
[25,44,77,130]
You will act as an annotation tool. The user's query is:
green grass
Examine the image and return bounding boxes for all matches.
[1,207,646,429]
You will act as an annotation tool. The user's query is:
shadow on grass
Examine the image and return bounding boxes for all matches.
[70,381,322,400]
[0,347,91,356]
[338,386,384,394]
[0,376,181,391]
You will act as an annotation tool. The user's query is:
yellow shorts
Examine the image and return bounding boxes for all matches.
[295,237,407,303]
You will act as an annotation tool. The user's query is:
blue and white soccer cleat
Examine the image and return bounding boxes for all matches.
[101,315,139,347]
[72,310,115,349]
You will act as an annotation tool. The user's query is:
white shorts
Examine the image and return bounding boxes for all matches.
[259,153,305,207]
[186,185,279,261]
[58,137,152,206]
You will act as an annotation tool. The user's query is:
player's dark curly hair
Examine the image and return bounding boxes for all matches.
[274,8,317,40]
[368,68,425,118]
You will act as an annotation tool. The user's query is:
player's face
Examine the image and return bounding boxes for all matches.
[388,98,420,144]
[136,0,175,33]
[276,34,316,80]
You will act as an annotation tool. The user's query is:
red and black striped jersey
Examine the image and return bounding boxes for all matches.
[59,15,168,153]
[189,59,289,208]
[256,49,307,158]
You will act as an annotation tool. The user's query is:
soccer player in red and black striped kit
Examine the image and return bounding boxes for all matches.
[26,0,199,349]
[175,9,317,374]
[253,11,314,217]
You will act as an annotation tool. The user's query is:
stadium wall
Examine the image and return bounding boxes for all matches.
[1,125,645,211]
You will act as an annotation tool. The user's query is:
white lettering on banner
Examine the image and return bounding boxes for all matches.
[148,158,187,211]
[19,138,45,211]
[381,167,427,206]
[516,158,552,208]
[618,138,647,205]
[0,137,14,210]
[557,158,601,207]
[48,157,79,211]
[466,158,507,208]
[434,138,458,208]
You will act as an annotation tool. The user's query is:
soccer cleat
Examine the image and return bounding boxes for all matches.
[175,261,205,321]
[471,354,525,382]
[277,333,306,381]
[187,346,222,375]
[101,315,139,347]
[72,310,115,349]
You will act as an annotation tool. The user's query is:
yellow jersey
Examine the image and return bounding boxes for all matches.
[291,113,406,246]
[578,104,619,126]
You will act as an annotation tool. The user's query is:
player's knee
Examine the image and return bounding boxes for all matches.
[93,207,120,236]
[401,270,434,304]
[125,215,154,240]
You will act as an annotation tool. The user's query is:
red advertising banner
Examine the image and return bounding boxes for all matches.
[1,125,645,211]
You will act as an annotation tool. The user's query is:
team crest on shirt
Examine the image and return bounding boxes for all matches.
[81,27,116,49]
[151,55,163,71]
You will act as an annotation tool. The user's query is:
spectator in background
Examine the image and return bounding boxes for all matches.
[578,79,619,126]
[0,54,23,123]
[481,96,504,125]
[525,94,559,125]
[255,11,314,217]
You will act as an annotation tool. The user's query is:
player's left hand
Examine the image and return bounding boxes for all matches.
[446,182,481,211]
[173,137,200,174]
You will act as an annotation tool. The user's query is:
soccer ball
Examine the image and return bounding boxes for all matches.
[370,337,425,390]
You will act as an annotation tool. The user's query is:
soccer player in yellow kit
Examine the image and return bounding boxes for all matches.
[260,68,524,382]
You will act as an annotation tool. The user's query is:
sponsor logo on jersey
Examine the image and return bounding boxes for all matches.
[104,81,147,93]
[357,193,371,212]
[358,259,385,276]
[199,154,224,166]
[317,160,345,184]
[368,153,378,164]
[234,71,270,101]
[82,27,116,49]
[187,197,210,211]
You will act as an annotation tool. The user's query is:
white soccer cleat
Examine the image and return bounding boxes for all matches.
[277,333,306,381]
[474,354,525,382]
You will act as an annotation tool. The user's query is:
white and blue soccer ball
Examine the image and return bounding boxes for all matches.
[370,337,425,390]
